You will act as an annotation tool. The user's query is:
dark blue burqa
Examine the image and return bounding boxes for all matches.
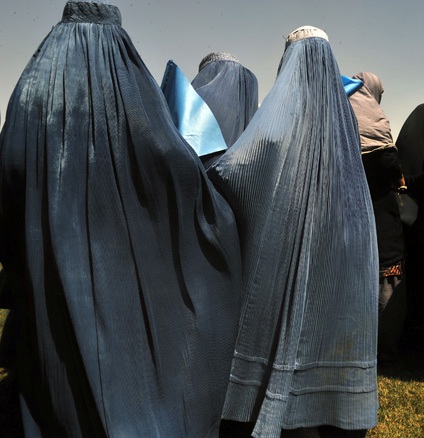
[191,52,258,168]
[0,2,241,437]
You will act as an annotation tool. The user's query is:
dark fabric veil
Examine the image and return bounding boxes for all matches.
[0,2,241,437]
[396,104,424,234]
[396,105,424,326]
[396,104,424,220]
[208,29,378,436]
[191,53,258,167]
[397,104,424,179]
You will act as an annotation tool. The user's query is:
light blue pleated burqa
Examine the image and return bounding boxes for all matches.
[208,27,379,437]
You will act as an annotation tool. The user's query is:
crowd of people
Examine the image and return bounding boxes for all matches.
[0,1,422,437]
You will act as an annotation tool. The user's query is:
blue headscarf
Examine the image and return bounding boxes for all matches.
[161,60,227,157]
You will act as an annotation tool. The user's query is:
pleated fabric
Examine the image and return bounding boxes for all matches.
[208,33,379,437]
[0,2,241,437]
[191,52,259,149]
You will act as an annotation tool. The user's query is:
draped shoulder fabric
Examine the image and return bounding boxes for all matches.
[349,72,394,152]
[161,60,227,157]
[396,104,424,327]
[208,28,378,437]
[341,75,363,97]
[191,52,259,149]
[349,72,404,269]
[396,104,424,218]
[0,2,242,437]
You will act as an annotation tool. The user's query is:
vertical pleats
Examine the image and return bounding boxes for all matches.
[192,57,258,149]
[0,3,242,437]
[209,37,378,436]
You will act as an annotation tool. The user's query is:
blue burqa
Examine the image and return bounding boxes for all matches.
[208,28,379,436]
[191,52,258,168]
[0,2,241,437]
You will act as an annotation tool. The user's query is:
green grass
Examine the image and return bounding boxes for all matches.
[0,308,6,332]
[368,347,424,437]
[0,310,423,437]
[0,308,22,438]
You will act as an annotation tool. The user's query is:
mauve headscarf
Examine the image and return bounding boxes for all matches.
[349,72,394,151]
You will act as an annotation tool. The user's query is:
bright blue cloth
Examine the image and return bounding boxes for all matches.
[342,75,363,96]
[161,60,227,157]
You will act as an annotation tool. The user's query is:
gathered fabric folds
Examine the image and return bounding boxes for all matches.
[208,34,379,437]
[161,60,228,157]
[349,72,404,270]
[0,2,242,437]
[396,104,424,228]
[396,105,424,326]
[349,72,394,152]
[191,52,259,149]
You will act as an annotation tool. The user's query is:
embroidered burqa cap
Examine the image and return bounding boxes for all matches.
[0,1,241,436]
[285,25,329,48]
[208,26,378,437]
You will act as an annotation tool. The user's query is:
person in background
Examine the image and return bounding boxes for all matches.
[209,26,378,438]
[192,52,258,167]
[396,104,424,345]
[349,72,407,364]
[0,1,241,436]
[0,262,5,306]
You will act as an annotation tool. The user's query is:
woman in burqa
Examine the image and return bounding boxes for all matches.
[349,72,407,364]
[0,1,241,436]
[208,27,379,437]
[396,104,424,333]
[191,52,259,167]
